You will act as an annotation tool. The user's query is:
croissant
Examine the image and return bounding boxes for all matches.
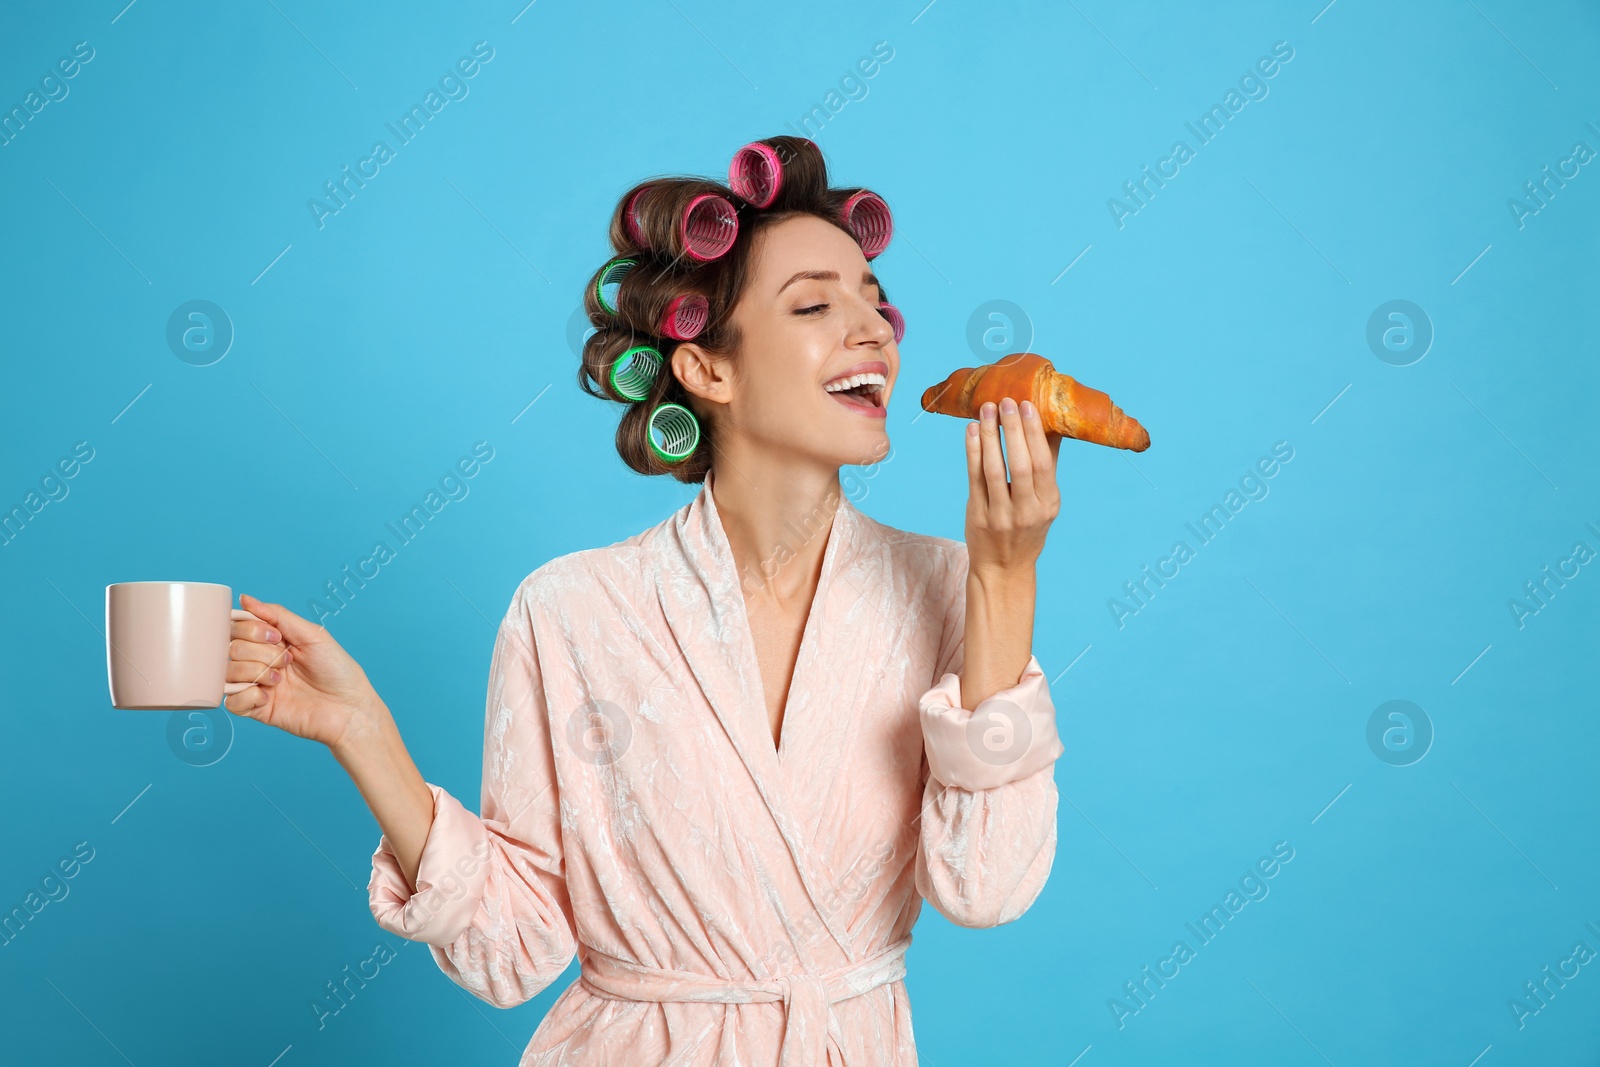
[920,352,1150,452]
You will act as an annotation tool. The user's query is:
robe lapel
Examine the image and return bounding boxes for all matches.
[651,471,774,800]
[651,469,867,957]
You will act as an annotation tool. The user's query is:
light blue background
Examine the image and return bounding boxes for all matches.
[2,0,1597,1063]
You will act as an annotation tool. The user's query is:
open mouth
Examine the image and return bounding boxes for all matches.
[823,372,888,414]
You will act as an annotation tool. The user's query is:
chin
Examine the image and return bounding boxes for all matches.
[836,428,891,470]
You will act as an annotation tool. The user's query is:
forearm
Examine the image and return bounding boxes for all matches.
[960,564,1037,710]
[330,693,436,894]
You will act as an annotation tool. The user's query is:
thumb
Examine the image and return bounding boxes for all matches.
[239,593,326,646]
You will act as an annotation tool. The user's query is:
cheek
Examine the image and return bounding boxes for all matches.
[733,347,813,416]
[748,362,835,439]
[764,334,833,398]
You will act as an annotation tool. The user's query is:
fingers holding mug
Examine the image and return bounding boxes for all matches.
[225,608,289,709]
[224,680,271,716]
[229,636,288,672]
[231,607,282,647]
[227,657,282,688]
[223,663,279,717]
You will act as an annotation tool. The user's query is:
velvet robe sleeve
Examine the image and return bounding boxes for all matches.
[366,581,579,1007]
[913,543,1065,928]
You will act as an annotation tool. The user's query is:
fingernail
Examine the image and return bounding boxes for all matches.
[1021,400,1035,418]
[967,422,979,437]
[1000,397,1017,415]
[982,402,996,419]
[266,629,281,643]
[270,670,281,683]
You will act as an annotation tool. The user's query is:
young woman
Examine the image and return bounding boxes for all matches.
[225,136,1066,1066]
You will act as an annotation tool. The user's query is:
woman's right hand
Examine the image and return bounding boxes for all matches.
[225,594,378,751]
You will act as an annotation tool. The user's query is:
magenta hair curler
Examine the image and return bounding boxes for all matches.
[729,142,783,208]
[878,301,905,344]
[841,191,893,259]
[624,185,651,247]
[681,193,739,261]
[659,293,709,340]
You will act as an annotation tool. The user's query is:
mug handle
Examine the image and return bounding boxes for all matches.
[224,608,270,696]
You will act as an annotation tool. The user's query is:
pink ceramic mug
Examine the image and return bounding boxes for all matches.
[105,582,263,710]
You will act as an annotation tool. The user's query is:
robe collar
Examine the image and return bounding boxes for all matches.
[651,467,869,955]
[654,466,861,765]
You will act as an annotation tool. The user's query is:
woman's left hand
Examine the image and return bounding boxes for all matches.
[964,396,1063,576]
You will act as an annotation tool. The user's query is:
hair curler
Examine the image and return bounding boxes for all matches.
[609,345,662,402]
[679,193,738,261]
[626,185,740,262]
[840,190,893,259]
[596,257,637,314]
[648,402,701,463]
[623,186,651,247]
[659,293,709,341]
[878,301,905,344]
[729,141,783,208]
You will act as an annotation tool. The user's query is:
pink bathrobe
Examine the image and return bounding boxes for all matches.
[368,467,1065,1066]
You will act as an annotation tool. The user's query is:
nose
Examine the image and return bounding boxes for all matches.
[856,298,896,346]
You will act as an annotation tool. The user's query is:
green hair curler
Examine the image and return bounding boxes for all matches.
[647,402,700,463]
[609,345,662,402]
[596,257,637,314]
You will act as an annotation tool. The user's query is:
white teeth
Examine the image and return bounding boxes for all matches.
[823,372,887,393]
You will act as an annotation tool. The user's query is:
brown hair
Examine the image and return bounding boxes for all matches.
[576,136,893,484]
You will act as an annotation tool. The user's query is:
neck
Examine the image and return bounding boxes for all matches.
[709,458,842,606]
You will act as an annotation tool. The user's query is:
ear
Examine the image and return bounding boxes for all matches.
[671,341,734,405]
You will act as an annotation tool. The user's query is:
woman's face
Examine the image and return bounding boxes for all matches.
[677,213,899,471]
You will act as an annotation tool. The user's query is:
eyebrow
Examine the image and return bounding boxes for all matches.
[776,269,881,296]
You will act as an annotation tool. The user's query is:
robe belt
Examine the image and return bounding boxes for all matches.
[578,934,913,1067]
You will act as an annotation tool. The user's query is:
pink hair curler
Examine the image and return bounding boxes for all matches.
[681,193,739,261]
[659,293,709,340]
[729,142,783,208]
[623,185,651,247]
[841,190,893,259]
[878,301,905,344]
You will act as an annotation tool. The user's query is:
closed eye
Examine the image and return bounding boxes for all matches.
[796,303,829,315]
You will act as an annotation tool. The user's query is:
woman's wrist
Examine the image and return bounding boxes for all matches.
[329,686,397,765]
[969,557,1038,592]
